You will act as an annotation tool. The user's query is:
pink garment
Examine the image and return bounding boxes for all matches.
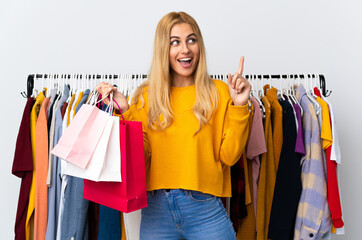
[246,96,267,220]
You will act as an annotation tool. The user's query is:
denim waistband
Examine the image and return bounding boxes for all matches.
[148,189,191,196]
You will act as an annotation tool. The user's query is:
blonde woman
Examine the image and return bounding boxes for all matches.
[96,11,251,240]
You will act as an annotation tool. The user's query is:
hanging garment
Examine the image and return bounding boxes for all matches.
[264,85,283,170]
[26,91,45,240]
[45,85,69,240]
[56,93,74,240]
[66,93,76,127]
[123,210,141,240]
[61,102,68,119]
[256,96,276,240]
[230,154,247,231]
[72,91,84,118]
[294,85,331,240]
[47,89,58,119]
[60,96,89,240]
[75,89,90,113]
[60,176,89,240]
[88,202,100,240]
[293,104,305,155]
[230,101,255,230]
[12,97,35,240]
[34,97,50,240]
[97,206,121,240]
[268,99,302,240]
[236,154,256,240]
[46,94,61,186]
[246,96,267,220]
[314,88,344,230]
[321,94,345,235]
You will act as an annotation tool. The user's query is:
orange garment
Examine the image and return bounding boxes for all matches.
[72,91,84,118]
[264,85,283,170]
[66,94,75,126]
[121,212,127,240]
[256,96,277,240]
[237,154,256,240]
[34,97,50,240]
[26,91,45,240]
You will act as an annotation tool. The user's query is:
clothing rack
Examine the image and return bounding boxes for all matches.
[23,73,331,98]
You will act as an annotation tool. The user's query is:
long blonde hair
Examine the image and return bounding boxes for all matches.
[132,11,219,133]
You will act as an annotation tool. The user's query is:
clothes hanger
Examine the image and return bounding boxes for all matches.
[252,74,266,114]
[31,74,38,98]
[284,75,296,107]
[278,75,285,101]
[294,76,303,116]
[303,74,320,115]
[310,74,318,99]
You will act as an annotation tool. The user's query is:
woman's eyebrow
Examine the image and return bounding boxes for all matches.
[170,33,196,39]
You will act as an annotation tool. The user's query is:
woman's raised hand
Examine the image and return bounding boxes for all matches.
[95,82,129,113]
[227,56,251,106]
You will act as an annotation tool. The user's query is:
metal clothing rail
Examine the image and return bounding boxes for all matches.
[22,73,331,98]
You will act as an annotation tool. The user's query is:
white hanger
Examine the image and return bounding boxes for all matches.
[279,75,285,101]
[284,75,295,106]
[259,75,265,98]
[252,75,266,114]
[304,74,320,115]
[310,74,318,99]
[32,74,38,98]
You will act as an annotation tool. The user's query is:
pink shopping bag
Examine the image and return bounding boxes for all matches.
[51,104,109,169]
[83,117,147,213]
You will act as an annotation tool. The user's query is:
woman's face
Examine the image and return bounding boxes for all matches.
[169,23,200,81]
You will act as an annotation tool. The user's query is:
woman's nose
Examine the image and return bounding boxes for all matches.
[181,42,190,54]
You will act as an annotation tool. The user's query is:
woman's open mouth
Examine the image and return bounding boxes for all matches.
[177,58,193,68]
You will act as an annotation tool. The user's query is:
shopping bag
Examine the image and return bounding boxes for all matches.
[63,115,122,182]
[83,115,147,213]
[51,103,109,169]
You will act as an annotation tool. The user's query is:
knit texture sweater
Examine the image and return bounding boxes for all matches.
[116,79,250,197]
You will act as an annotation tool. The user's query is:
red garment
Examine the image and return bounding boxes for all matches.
[230,154,247,231]
[12,97,35,240]
[314,87,344,228]
[61,102,68,119]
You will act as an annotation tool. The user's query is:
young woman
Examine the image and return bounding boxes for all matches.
[96,11,251,240]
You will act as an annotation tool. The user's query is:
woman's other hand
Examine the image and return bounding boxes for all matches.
[227,56,251,106]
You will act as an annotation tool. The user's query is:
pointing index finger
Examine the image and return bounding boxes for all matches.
[238,56,245,75]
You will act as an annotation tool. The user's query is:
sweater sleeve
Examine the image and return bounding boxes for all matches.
[219,100,250,166]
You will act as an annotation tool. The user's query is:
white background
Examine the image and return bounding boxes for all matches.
[1,0,361,239]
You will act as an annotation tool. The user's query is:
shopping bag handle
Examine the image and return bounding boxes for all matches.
[110,97,125,121]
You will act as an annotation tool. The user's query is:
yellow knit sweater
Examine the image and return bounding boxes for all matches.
[116,79,250,197]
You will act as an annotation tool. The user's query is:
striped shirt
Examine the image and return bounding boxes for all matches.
[294,85,332,240]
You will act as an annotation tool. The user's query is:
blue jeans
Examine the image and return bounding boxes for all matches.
[140,189,236,240]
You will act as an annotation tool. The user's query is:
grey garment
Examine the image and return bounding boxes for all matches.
[75,89,90,114]
[48,88,58,118]
[45,85,69,240]
[61,97,89,240]
[60,176,89,240]
[47,94,62,186]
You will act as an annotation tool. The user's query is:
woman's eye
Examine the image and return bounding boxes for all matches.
[188,38,196,44]
[171,40,179,46]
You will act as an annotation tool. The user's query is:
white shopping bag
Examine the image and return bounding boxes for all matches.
[64,115,122,182]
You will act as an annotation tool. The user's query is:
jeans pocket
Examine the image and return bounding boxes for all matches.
[189,190,216,202]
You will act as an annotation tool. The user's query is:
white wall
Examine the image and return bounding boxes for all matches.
[1,0,361,239]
